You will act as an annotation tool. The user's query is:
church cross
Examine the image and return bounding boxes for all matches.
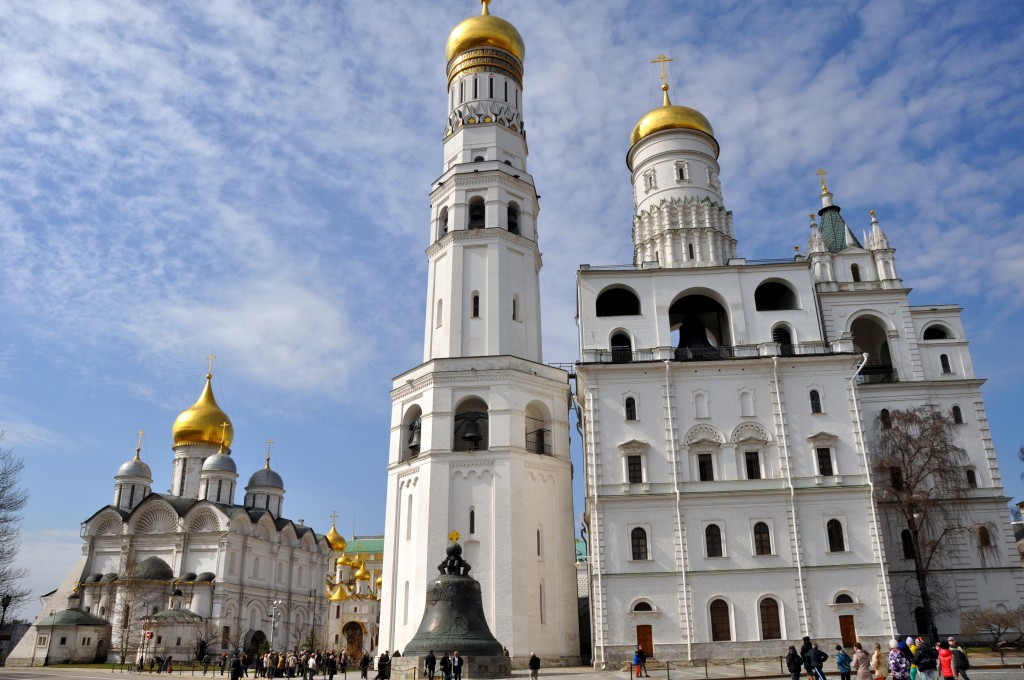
[816,168,829,192]
[135,429,144,459]
[651,54,673,89]
[329,511,339,526]
[448,529,461,543]
[265,439,274,468]
[207,353,216,375]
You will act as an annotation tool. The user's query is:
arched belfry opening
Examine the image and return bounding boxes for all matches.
[754,281,798,311]
[525,401,552,455]
[507,202,520,235]
[670,294,730,360]
[403,405,423,460]
[851,315,895,382]
[610,332,633,363]
[468,196,485,229]
[453,397,489,451]
[596,287,641,317]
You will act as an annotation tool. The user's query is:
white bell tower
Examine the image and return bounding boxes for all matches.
[379,0,579,664]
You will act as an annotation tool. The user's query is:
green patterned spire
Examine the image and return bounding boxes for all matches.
[815,169,861,253]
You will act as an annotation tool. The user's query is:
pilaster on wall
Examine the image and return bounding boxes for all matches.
[582,385,609,667]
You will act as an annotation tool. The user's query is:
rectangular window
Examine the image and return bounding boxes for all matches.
[816,448,834,476]
[966,469,978,488]
[37,636,48,646]
[60,637,67,646]
[504,81,508,102]
[627,455,643,484]
[222,626,231,647]
[889,467,904,491]
[698,453,714,481]
[745,451,761,480]
[473,78,478,99]
[488,77,493,98]
[83,637,91,646]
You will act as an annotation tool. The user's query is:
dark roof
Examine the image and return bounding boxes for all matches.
[37,608,110,627]
[130,556,174,581]
[151,608,203,622]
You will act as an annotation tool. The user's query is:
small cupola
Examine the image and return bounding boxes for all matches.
[113,431,152,512]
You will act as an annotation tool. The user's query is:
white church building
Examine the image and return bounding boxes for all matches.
[575,59,1024,662]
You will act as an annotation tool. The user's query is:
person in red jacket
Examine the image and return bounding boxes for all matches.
[937,641,953,680]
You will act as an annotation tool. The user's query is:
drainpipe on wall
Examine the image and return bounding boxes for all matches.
[664,360,691,661]
[773,356,809,634]
[849,352,897,638]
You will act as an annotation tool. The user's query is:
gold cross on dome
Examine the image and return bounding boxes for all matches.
[651,54,673,88]
[816,168,829,192]
[207,353,216,375]
[448,530,461,543]
[329,511,339,525]
[135,429,144,459]
[265,439,274,467]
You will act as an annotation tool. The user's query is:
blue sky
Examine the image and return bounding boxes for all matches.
[2,0,1024,619]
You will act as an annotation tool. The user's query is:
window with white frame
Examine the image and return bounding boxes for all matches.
[826,518,846,552]
[630,527,650,560]
[807,433,839,478]
[753,521,772,556]
[745,451,762,480]
[620,441,649,486]
[675,161,690,182]
[643,169,657,193]
[705,523,724,558]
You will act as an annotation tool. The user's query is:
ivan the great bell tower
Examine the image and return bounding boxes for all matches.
[378,0,580,664]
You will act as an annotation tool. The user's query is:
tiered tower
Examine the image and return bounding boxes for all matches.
[379,1,579,664]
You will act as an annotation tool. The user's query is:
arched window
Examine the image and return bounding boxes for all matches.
[880,408,891,429]
[755,281,798,311]
[940,354,952,374]
[611,333,632,363]
[507,203,520,234]
[976,525,992,548]
[625,397,637,421]
[705,524,723,558]
[753,522,772,556]
[827,519,845,552]
[633,602,653,612]
[901,529,915,559]
[835,594,854,604]
[630,527,649,560]
[469,509,476,535]
[512,296,518,321]
[709,599,731,641]
[436,299,443,328]
[759,598,782,640]
[951,405,963,424]
[851,264,861,282]
[472,294,480,318]
[966,468,977,488]
[468,197,485,229]
[810,390,822,414]
[923,325,950,340]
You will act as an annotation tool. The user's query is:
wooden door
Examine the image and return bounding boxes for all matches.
[839,615,856,647]
[636,625,653,657]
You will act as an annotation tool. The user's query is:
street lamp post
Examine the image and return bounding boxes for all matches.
[269,600,281,652]
[307,590,317,652]
[0,593,12,628]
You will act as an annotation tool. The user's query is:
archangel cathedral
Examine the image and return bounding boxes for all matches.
[6,367,383,666]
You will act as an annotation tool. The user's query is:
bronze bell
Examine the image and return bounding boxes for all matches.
[461,420,483,444]
[408,422,421,450]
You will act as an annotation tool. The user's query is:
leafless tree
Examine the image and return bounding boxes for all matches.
[192,618,219,661]
[116,550,157,664]
[872,406,978,641]
[960,607,1024,659]
[0,432,31,621]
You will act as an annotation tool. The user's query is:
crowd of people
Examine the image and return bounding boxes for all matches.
[785,635,972,680]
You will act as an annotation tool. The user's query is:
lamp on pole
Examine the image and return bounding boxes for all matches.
[307,590,317,652]
[0,593,12,628]
[269,600,281,652]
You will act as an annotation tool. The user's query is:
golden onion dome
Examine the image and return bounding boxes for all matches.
[171,373,234,448]
[446,0,524,63]
[354,564,371,582]
[335,555,347,566]
[325,523,347,552]
[329,585,349,602]
[629,84,715,148]
[375,575,382,588]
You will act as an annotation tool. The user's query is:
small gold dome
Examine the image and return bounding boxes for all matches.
[629,85,715,147]
[326,524,347,552]
[335,555,347,566]
[354,565,371,582]
[172,373,233,448]
[375,575,382,588]
[329,585,349,602]
[446,1,524,63]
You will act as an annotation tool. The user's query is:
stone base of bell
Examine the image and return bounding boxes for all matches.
[394,655,512,679]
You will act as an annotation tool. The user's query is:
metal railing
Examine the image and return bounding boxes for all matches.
[673,345,760,362]
[858,363,898,383]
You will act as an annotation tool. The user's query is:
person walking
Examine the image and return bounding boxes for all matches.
[452,651,463,680]
[888,640,909,680]
[805,642,829,680]
[632,649,642,678]
[439,652,452,680]
[852,643,872,680]
[871,643,886,680]
[946,637,969,680]
[425,651,436,680]
[801,638,815,680]
[528,652,540,680]
[359,654,370,680]
[914,638,937,680]
[787,646,804,680]
[375,652,389,680]
[231,655,244,680]
[937,641,953,680]
[836,645,852,680]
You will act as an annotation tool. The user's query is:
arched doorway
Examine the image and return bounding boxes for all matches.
[342,621,365,659]
[243,629,267,656]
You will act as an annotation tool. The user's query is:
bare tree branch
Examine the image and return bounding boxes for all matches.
[0,432,31,619]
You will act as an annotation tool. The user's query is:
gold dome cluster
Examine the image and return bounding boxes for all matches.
[630,84,715,147]
[446,0,524,63]
[171,373,234,448]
